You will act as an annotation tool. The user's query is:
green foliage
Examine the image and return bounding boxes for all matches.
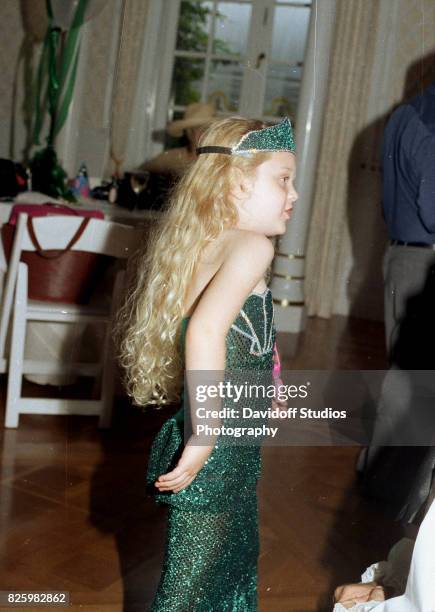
[173,57,203,106]
[176,1,210,53]
[174,1,210,105]
[173,1,233,106]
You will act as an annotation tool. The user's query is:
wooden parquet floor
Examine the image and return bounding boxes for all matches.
[0,316,403,612]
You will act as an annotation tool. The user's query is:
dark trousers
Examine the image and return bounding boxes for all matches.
[362,244,435,522]
[383,244,435,365]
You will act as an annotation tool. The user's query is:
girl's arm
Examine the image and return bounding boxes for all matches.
[155,231,274,493]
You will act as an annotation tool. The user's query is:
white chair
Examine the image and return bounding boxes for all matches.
[2,213,141,428]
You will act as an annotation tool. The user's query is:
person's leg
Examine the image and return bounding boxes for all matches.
[383,245,435,364]
[364,246,435,518]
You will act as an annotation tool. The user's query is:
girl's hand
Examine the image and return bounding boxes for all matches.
[154,442,215,493]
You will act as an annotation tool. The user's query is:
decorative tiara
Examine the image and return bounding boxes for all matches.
[196,117,295,157]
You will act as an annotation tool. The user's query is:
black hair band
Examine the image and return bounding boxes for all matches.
[196,146,232,155]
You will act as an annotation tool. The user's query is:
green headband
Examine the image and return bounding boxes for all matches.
[196,117,295,157]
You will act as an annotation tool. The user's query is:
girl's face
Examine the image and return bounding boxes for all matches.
[233,151,298,236]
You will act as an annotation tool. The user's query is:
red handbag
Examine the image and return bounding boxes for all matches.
[1,203,112,304]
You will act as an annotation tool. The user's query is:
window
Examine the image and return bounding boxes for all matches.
[169,0,312,124]
[133,0,312,162]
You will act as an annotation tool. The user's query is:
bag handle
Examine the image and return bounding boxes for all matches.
[27,216,91,259]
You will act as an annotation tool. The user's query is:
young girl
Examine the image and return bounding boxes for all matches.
[118,116,297,611]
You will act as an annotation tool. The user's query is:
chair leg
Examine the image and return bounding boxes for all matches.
[98,270,125,429]
[0,214,27,373]
[5,263,28,428]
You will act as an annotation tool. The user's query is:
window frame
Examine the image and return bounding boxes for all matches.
[126,0,312,167]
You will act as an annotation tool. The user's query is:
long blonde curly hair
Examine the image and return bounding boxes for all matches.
[115,116,272,407]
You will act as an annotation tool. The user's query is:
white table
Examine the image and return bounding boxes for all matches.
[0,190,160,223]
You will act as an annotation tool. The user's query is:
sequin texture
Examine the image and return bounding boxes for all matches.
[146,289,275,611]
[233,117,295,155]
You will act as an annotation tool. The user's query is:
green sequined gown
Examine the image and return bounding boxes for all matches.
[146,288,275,611]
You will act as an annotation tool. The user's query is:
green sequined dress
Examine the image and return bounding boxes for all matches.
[146,288,275,611]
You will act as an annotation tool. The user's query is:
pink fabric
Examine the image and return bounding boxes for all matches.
[272,340,281,380]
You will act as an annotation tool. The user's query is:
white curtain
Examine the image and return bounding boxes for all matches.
[107,0,150,175]
[305,0,382,319]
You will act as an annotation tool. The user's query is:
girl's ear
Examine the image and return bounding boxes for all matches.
[230,167,253,202]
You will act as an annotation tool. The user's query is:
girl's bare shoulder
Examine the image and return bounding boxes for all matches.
[220,228,274,264]
[201,228,272,266]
